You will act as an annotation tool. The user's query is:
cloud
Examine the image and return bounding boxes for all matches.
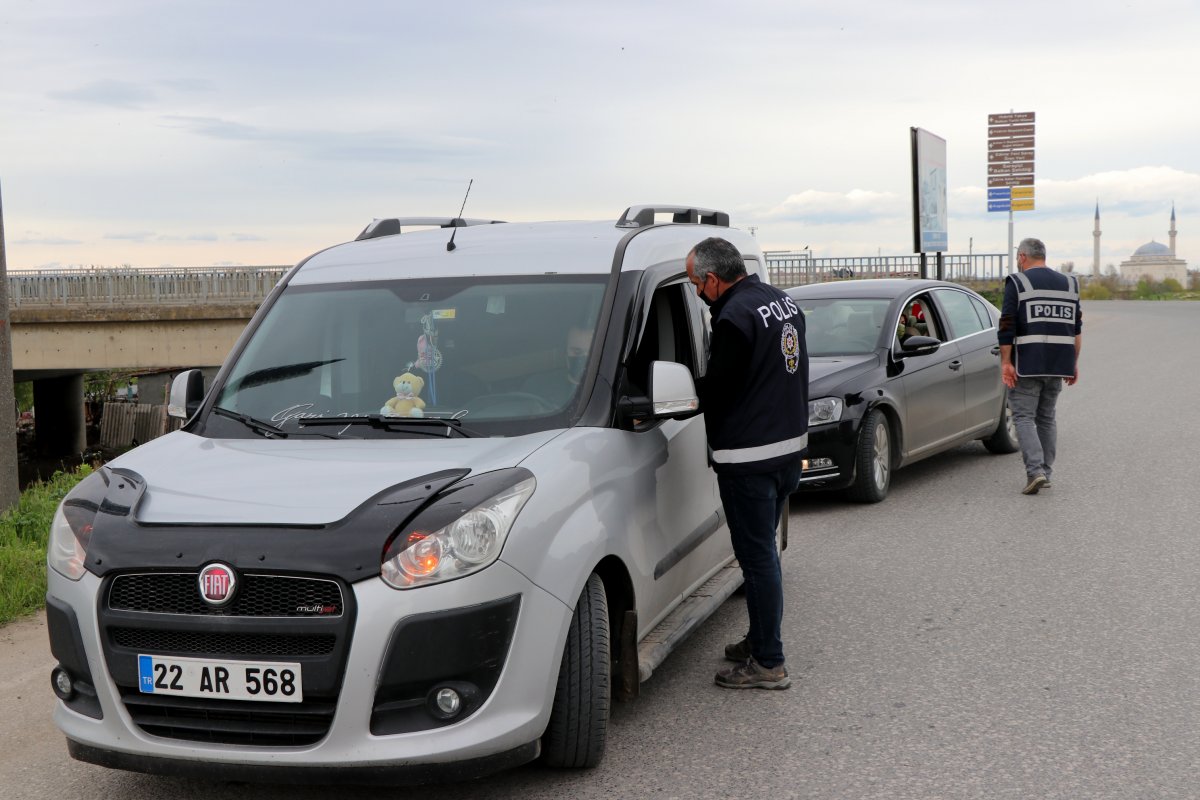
[752,189,903,226]
[13,235,82,246]
[229,233,265,242]
[50,80,157,109]
[161,115,492,163]
[103,231,156,242]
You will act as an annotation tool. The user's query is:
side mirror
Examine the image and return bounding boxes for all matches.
[616,361,700,424]
[167,369,205,420]
[648,361,699,418]
[896,335,941,358]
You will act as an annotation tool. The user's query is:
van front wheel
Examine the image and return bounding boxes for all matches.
[542,572,610,768]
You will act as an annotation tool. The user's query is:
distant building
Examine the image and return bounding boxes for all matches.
[1094,204,1189,284]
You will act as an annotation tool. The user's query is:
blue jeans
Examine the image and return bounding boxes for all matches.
[1009,376,1063,480]
[717,458,803,669]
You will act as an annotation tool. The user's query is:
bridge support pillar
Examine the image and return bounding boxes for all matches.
[33,373,86,457]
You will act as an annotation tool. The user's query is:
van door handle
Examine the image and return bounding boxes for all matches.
[949,361,963,371]
[990,346,1001,355]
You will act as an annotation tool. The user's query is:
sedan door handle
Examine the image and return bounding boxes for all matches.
[949,360,963,371]
[990,346,1001,355]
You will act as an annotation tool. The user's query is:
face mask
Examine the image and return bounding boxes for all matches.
[567,354,587,382]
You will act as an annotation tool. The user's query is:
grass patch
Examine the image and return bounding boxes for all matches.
[0,464,93,627]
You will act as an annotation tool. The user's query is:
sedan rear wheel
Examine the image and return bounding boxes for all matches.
[983,392,1020,454]
[847,409,891,503]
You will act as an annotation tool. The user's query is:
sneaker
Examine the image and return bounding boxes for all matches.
[724,636,751,662]
[1022,475,1048,495]
[1042,480,1052,489]
[714,658,791,690]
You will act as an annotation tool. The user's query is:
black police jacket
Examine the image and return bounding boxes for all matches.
[696,274,809,476]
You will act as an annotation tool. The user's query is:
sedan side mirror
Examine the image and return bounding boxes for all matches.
[896,335,941,358]
[167,369,205,420]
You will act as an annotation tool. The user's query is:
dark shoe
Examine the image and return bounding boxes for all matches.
[714,658,791,690]
[724,636,751,662]
[1022,475,1048,495]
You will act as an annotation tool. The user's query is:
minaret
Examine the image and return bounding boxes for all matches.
[1169,203,1177,256]
[1093,201,1102,278]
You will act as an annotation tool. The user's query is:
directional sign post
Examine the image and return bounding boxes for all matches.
[987,112,1035,271]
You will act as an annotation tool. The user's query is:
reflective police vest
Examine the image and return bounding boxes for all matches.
[1007,268,1080,378]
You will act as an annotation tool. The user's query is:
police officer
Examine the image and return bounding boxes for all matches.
[686,236,808,690]
[998,237,1083,495]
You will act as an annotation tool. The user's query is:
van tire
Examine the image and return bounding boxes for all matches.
[542,573,610,768]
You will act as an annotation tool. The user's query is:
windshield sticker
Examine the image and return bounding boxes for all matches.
[431,308,456,319]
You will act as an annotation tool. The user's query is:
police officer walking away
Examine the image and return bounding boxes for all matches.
[998,237,1082,495]
[686,237,808,690]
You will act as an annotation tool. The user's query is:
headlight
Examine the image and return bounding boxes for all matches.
[48,470,109,581]
[808,397,843,426]
[382,475,535,589]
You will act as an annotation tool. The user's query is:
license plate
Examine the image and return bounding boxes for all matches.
[138,654,303,703]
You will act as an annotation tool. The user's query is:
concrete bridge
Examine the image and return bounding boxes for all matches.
[6,254,1009,457]
[8,266,288,455]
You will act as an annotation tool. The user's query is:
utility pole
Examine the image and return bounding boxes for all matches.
[0,178,20,510]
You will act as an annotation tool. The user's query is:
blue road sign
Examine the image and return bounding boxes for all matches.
[987,188,1012,200]
[988,200,1011,212]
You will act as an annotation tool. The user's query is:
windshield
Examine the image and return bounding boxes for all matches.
[210,276,607,437]
[793,297,891,357]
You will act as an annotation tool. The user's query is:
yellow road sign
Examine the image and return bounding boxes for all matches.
[1012,186,1035,199]
[1012,198,1035,211]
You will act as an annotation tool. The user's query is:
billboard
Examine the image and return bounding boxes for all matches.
[910,127,947,253]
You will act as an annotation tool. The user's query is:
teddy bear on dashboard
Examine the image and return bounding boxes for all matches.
[380,372,426,417]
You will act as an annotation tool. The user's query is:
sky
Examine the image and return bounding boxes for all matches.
[3,0,1199,274]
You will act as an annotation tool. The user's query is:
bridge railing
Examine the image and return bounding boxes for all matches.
[766,252,1010,289]
[7,255,1012,308]
[7,266,290,307]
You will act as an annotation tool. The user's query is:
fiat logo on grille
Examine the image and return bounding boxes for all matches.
[198,563,238,607]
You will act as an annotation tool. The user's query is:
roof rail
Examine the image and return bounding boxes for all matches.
[355,217,505,241]
[615,204,730,229]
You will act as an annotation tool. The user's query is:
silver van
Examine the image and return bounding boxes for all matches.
[45,205,777,783]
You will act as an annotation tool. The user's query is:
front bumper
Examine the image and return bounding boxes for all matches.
[795,418,862,492]
[48,561,572,782]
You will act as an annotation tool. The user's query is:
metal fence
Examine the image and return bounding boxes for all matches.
[7,266,290,307]
[765,252,1010,289]
[7,255,1011,309]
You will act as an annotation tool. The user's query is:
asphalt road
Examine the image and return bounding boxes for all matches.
[3,300,1198,800]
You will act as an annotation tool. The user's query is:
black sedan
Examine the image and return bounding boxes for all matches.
[787,279,1018,502]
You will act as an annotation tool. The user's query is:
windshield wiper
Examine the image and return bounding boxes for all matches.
[212,406,289,438]
[295,414,482,438]
[223,358,345,393]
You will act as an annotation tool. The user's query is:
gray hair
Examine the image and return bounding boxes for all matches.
[1017,238,1046,261]
[690,237,746,283]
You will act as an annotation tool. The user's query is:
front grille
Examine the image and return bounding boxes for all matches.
[100,569,355,748]
[119,688,335,746]
[110,627,336,657]
[109,572,343,617]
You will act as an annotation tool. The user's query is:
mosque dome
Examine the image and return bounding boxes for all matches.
[1133,241,1171,257]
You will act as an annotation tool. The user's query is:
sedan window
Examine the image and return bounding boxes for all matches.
[934,288,987,339]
